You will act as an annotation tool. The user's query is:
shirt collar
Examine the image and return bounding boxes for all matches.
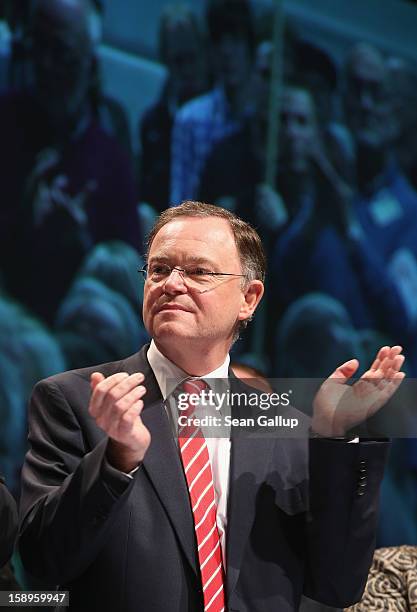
[147,339,230,400]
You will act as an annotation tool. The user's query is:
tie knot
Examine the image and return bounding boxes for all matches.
[181,378,208,395]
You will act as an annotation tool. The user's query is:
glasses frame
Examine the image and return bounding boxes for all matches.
[138,264,247,284]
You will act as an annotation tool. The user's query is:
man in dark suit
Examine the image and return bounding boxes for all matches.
[19,201,405,611]
[0,476,17,568]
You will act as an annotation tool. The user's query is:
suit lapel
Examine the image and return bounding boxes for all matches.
[226,376,275,601]
[121,347,199,576]
[141,399,199,576]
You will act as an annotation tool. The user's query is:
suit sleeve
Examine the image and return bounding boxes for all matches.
[303,438,389,608]
[0,478,17,567]
[18,379,136,585]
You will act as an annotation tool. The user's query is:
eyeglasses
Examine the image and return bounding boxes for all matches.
[139,263,246,290]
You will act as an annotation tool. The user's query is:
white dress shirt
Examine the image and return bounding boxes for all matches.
[147,340,231,566]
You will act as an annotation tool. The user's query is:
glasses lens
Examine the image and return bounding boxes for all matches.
[182,268,217,290]
[145,264,231,289]
[147,264,172,281]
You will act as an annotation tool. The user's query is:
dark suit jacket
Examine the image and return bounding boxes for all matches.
[18,346,389,611]
[0,476,18,567]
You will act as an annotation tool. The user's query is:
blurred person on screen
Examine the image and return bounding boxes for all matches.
[0,0,140,324]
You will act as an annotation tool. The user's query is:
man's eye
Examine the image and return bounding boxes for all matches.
[150,265,169,275]
[188,268,211,276]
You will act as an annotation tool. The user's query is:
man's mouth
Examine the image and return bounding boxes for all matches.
[157,304,191,313]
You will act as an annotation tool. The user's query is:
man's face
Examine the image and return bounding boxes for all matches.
[212,33,252,90]
[143,217,252,353]
[279,88,317,173]
[31,1,93,124]
[164,25,205,103]
[253,42,294,127]
[345,49,391,148]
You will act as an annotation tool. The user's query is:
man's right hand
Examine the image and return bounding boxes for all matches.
[89,372,151,473]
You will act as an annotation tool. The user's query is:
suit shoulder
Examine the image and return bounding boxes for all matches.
[34,349,148,395]
[36,359,124,390]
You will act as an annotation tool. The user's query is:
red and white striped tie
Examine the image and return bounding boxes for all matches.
[178,379,226,612]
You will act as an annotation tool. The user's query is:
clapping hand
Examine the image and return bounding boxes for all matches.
[89,372,151,472]
[312,346,405,437]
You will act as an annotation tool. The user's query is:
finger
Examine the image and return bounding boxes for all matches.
[121,401,145,427]
[92,372,129,395]
[360,367,381,383]
[394,371,406,383]
[97,394,144,434]
[92,373,145,419]
[90,372,105,390]
[378,371,406,400]
[378,353,405,379]
[89,372,130,416]
[369,346,400,377]
[328,359,359,383]
[382,345,403,368]
[98,379,146,427]
[390,345,403,356]
[387,354,405,376]
[111,384,147,415]
[364,353,404,389]
[103,373,145,403]
[107,400,145,440]
[98,384,147,421]
[369,346,390,371]
[375,377,390,392]
[368,369,406,409]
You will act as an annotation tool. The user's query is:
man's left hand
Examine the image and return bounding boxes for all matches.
[311,345,405,437]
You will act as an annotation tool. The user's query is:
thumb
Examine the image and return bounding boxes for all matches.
[90,372,105,390]
[328,359,359,384]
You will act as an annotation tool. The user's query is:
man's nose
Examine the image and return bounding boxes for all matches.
[163,268,188,294]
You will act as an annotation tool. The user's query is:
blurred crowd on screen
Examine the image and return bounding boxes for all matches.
[0,0,417,548]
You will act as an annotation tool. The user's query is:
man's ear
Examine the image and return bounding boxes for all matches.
[238,280,264,322]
